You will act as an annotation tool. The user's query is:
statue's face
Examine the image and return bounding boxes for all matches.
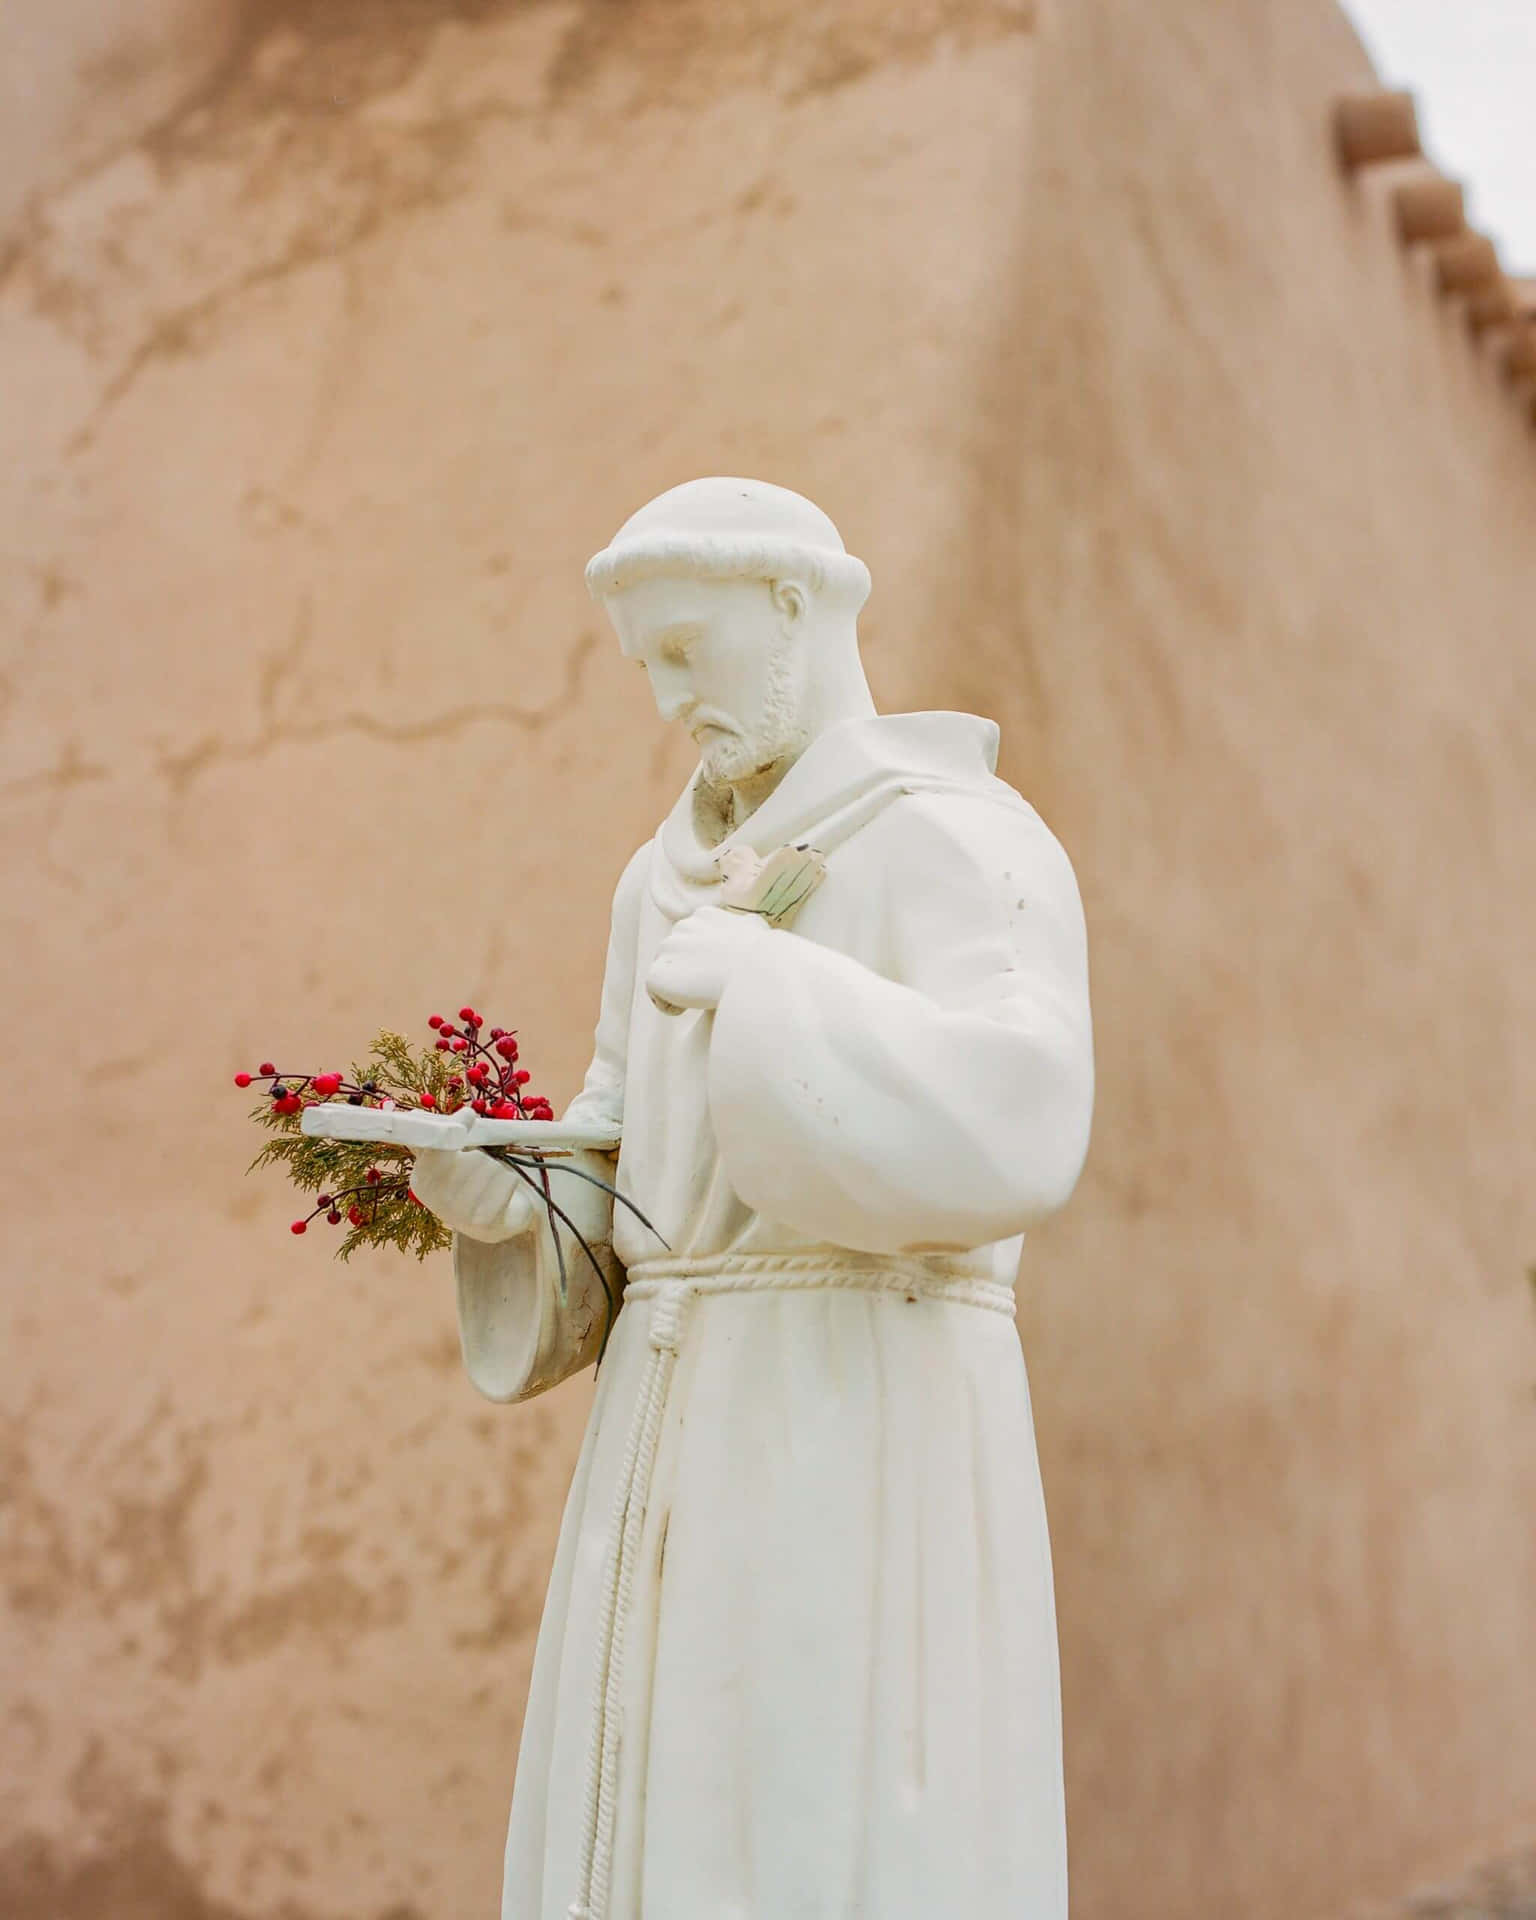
[606,574,809,785]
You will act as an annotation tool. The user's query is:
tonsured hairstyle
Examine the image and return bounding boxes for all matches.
[584,535,871,610]
[584,477,872,613]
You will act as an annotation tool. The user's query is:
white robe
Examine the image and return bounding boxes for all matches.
[454,711,1094,1920]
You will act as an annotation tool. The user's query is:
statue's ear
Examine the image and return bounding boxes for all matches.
[769,579,806,623]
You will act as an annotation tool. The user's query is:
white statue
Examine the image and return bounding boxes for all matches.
[410,478,1095,1920]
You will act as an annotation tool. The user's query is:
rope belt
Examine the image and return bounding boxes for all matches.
[567,1252,1016,1919]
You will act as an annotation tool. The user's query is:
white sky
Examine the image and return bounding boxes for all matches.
[1341,0,1536,273]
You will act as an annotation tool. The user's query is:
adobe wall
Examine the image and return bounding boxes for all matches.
[2,3,1532,1916]
[999,8,1536,1914]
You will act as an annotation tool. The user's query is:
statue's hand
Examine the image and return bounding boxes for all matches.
[644,905,772,1013]
[411,1147,537,1245]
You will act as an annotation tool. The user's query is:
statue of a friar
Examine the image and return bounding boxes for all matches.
[410,477,1095,1920]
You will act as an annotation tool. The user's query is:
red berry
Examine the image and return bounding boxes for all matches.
[316,1193,332,1207]
[514,1069,531,1085]
[434,1038,450,1051]
[428,1015,444,1030]
[348,1205,365,1226]
[366,1168,381,1184]
[489,1027,504,1040]
[419,1093,436,1110]
[259,1062,276,1076]
[459,1006,476,1023]
[327,1210,342,1225]
[495,1037,518,1060]
[490,1100,517,1119]
[234,1072,252,1087]
[451,1038,468,1053]
[290,1220,307,1235]
[312,1072,343,1097]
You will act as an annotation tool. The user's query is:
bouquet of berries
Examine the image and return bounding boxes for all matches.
[235,1009,646,1296]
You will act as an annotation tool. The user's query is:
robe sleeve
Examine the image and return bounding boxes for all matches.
[454,841,648,1402]
[706,793,1093,1255]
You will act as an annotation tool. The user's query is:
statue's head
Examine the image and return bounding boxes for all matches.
[586,478,871,790]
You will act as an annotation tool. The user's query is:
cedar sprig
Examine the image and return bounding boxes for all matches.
[248,1128,442,1263]
[236,1010,664,1363]
[237,1007,555,1263]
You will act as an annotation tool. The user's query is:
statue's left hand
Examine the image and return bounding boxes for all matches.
[645,906,772,1013]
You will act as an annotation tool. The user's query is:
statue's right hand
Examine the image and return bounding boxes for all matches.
[411,1148,538,1245]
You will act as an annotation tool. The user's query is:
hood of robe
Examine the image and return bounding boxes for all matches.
[650,710,1028,924]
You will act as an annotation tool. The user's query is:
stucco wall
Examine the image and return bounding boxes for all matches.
[1004,9,1536,1914]
[2,2,1533,1917]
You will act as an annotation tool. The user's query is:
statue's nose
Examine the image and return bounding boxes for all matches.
[647,665,694,724]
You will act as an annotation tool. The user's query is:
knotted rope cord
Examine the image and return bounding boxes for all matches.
[624,1250,1016,1315]
[569,1291,685,1920]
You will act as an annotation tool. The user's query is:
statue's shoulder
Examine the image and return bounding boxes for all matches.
[872,779,1075,878]
[845,785,1085,954]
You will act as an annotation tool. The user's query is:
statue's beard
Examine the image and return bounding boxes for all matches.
[696,634,808,790]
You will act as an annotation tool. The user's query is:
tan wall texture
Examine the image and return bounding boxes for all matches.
[3,3,1534,1916]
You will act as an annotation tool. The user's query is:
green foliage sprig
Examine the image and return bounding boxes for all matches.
[236,1007,555,1263]
[236,1008,665,1368]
